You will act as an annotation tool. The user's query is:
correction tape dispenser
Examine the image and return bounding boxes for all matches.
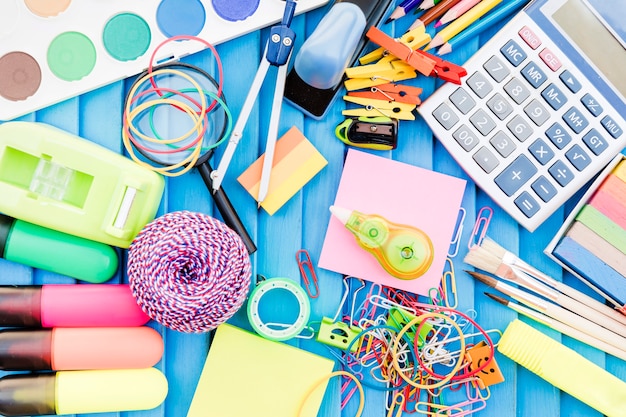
[330,206,434,280]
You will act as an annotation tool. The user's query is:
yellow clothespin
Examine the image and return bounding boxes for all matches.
[359,26,431,65]
[344,58,416,91]
[342,96,416,120]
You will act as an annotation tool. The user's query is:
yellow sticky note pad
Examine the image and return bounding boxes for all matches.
[186,324,335,417]
[238,126,328,215]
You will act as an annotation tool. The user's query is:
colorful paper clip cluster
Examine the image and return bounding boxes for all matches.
[317,273,504,416]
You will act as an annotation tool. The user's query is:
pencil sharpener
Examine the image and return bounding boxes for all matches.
[335,116,398,150]
[0,121,164,248]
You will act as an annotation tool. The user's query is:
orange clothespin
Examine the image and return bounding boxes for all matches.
[342,95,416,120]
[366,26,437,77]
[359,25,431,65]
[366,26,467,85]
[347,83,422,105]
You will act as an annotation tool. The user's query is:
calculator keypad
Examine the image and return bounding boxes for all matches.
[420,15,626,231]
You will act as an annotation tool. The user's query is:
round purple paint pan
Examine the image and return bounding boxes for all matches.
[212,0,259,22]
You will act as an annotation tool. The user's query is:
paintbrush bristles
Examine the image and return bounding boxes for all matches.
[485,292,508,306]
[479,237,508,259]
[463,245,502,274]
[466,270,498,288]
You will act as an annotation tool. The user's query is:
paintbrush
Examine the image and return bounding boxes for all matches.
[465,237,626,330]
[485,292,626,362]
[467,271,626,356]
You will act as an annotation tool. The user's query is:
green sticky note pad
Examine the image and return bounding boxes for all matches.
[186,324,335,417]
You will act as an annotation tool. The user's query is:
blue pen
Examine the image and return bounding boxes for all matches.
[386,0,423,23]
[437,0,531,55]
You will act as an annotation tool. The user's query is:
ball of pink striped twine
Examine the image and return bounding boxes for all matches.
[127,210,251,333]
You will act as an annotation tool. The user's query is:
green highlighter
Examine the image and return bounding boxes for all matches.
[0,214,118,283]
[0,122,164,248]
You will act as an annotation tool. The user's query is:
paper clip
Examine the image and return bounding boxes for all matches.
[347,82,423,105]
[365,26,467,84]
[448,208,466,258]
[296,249,319,298]
[467,206,493,249]
[360,25,431,65]
[441,258,458,309]
[342,96,416,120]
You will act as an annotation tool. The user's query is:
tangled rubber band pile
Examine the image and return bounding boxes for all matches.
[127,211,251,333]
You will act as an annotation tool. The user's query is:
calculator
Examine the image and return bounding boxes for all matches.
[420,0,626,231]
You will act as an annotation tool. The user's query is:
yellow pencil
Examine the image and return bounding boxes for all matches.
[426,0,503,49]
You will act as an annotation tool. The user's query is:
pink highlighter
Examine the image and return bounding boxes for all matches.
[0,284,149,327]
[0,326,164,371]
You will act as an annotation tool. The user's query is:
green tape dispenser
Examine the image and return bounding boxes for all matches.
[0,122,164,248]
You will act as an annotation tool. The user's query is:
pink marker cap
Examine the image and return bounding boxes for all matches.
[40,284,149,327]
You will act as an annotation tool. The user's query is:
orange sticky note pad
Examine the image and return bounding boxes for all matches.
[237,126,328,215]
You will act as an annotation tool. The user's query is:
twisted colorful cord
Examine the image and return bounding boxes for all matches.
[127,211,251,332]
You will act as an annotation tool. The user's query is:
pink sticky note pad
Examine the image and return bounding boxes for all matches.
[319,149,466,294]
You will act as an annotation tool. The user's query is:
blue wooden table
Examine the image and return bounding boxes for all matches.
[2,2,625,416]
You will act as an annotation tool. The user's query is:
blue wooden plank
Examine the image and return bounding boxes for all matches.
[1,2,625,417]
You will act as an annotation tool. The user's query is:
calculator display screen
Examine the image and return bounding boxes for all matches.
[549,0,626,99]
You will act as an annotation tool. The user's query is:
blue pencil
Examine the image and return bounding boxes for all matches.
[386,0,423,23]
[437,0,531,55]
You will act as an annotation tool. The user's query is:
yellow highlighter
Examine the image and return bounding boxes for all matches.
[330,206,433,280]
[499,319,626,417]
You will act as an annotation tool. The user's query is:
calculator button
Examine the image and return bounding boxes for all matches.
[504,78,530,104]
[524,99,550,126]
[470,109,496,135]
[581,93,603,117]
[515,192,540,218]
[432,103,459,130]
[601,115,623,138]
[545,122,571,149]
[487,93,513,120]
[559,70,582,93]
[501,40,527,67]
[506,115,533,142]
[519,26,541,50]
[490,130,516,157]
[473,146,499,174]
[541,83,567,110]
[494,154,537,197]
[582,129,608,156]
[528,138,554,165]
[565,144,591,171]
[548,160,574,187]
[531,176,557,202]
[563,107,589,134]
[466,72,493,99]
[521,62,547,89]
[539,48,562,72]
[484,56,510,82]
[453,125,480,151]
[449,88,476,115]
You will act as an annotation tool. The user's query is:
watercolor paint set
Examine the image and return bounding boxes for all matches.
[0,0,329,121]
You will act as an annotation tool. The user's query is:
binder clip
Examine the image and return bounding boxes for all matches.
[365,26,467,84]
[316,316,362,352]
[335,116,398,150]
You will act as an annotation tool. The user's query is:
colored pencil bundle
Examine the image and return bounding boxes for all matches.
[552,157,626,307]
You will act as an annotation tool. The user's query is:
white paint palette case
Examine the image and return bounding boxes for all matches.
[0,0,329,121]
